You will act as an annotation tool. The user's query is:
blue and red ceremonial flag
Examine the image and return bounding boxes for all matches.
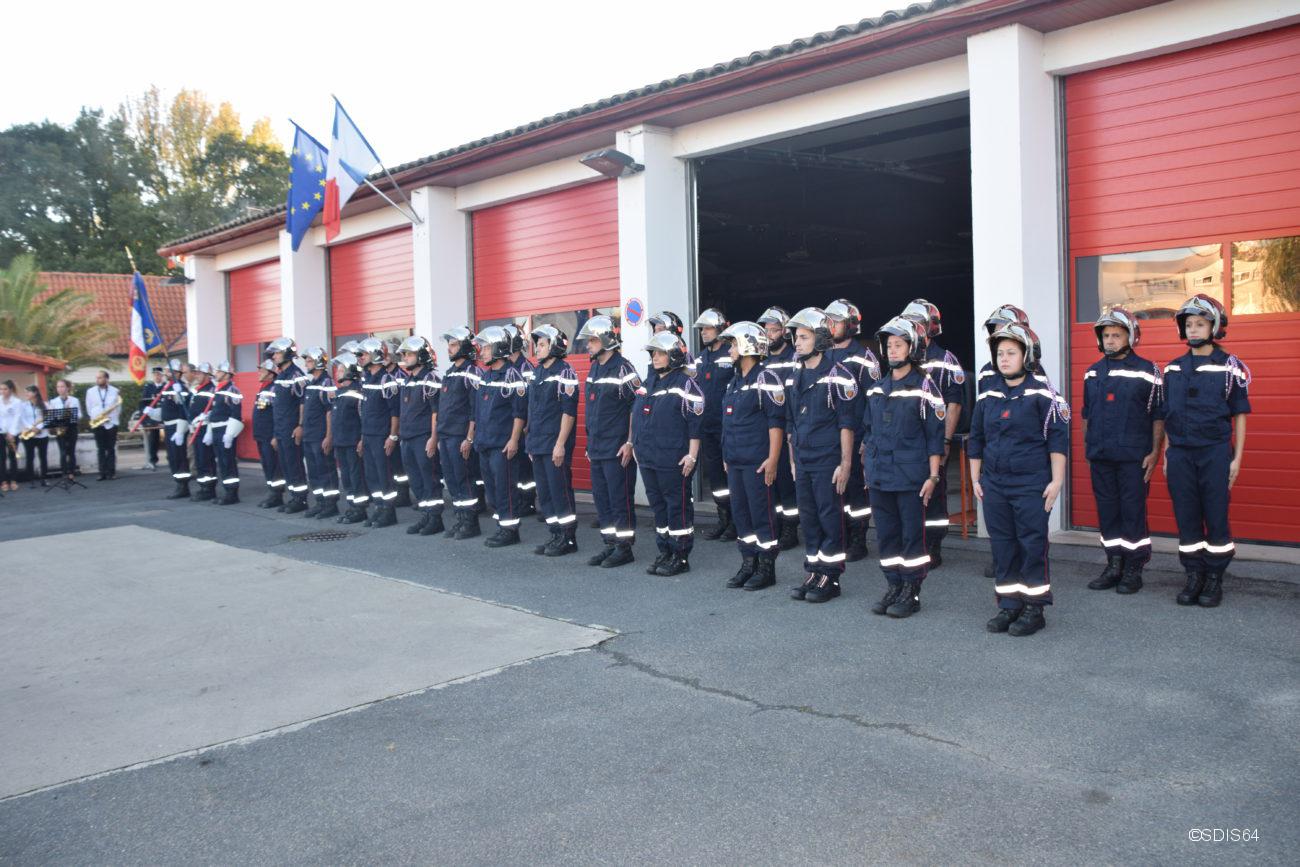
[128,271,163,383]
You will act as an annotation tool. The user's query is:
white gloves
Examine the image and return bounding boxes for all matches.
[202,427,214,446]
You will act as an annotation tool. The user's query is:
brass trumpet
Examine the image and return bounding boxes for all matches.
[89,401,121,429]
[18,423,43,441]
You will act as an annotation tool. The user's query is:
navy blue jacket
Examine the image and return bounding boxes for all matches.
[1157,346,1251,449]
[209,380,242,426]
[585,351,640,461]
[919,340,965,409]
[187,378,217,426]
[330,381,364,447]
[438,360,478,440]
[302,372,334,441]
[631,367,705,469]
[829,341,881,437]
[474,363,528,451]
[977,361,1051,395]
[764,341,799,380]
[968,378,1070,488]
[526,358,579,455]
[861,367,945,491]
[689,342,734,435]
[1082,351,1161,462]
[399,365,440,441]
[786,353,861,470]
[720,362,786,466]
[360,367,399,437]
[252,383,275,439]
[140,380,163,413]
[160,377,190,423]
[271,363,309,434]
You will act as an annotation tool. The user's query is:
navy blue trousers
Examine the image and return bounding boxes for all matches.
[844,436,871,528]
[1166,442,1235,572]
[334,443,367,507]
[982,476,1053,609]
[923,461,951,544]
[478,447,523,529]
[728,463,779,559]
[641,464,695,555]
[774,447,797,522]
[255,436,277,492]
[530,447,576,527]
[438,437,477,517]
[590,456,638,547]
[193,438,216,486]
[214,438,239,495]
[400,437,443,513]
[795,464,847,576]
[870,488,928,585]
[700,430,728,508]
[361,434,394,504]
[1090,458,1151,565]
[305,437,339,501]
[275,432,308,498]
[165,422,191,482]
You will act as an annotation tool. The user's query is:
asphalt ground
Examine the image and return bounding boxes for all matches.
[0,464,1296,865]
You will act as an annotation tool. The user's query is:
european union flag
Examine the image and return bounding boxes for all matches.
[286,122,329,251]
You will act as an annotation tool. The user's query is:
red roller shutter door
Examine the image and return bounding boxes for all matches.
[228,259,281,460]
[329,228,415,345]
[471,180,620,491]
[1065,24,1300,544]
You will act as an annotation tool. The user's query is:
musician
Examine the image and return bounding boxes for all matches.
[19,385,49,487]
[138,366,165,469]
[46,378,81,479]
[0,379,19,491]
[85,370,121,481]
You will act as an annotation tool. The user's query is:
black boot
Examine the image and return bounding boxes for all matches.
[1116,561,1143,594]
[646,550,672,575]
[778,516,800,551]
[544,527,576,556]
[340,504,367,524]
[704,505,732,541]
[1198,571,1224,607]
[370,503,397,528]
[726,556,757,588]
[871,584,903,616]
[886,581,921,618]
[790,572,818,601]
[846,522,868,562]
[743,557,776,591]
[419,511,445,536]
[454,511,481,540]
[588,545,616,566]
[282,493,308,514]
[191,483,215,502]
[304,496,323,518]
[485,526,520,548]
[535,528,561,554]
[1007,603,1046,636]
[986,608,1021,633]
[1176,570,1206,605]
[315,498,339,520]
[658,553,690,577]
[216,488,240,506]
[601,543,635,568]
[407,512,430,535]
[1088,554,1124,590]
[926,537,943,570]
[804,573,840,603]
[258,487,283,509]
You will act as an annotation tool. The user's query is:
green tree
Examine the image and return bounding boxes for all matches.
[0,254,115,370]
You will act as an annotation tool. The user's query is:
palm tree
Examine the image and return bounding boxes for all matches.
[0,255,115,370]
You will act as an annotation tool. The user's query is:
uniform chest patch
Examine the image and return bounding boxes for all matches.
[725,405,733,414]
[642,405,652,414]
[1000,410,1011,419]
[705,372,711,380]
[1106,393,1115,402]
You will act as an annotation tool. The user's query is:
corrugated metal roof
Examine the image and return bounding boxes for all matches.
[160,0,967,250]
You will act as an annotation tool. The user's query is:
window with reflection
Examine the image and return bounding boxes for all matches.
[1232,237,1300,314]
[233,342,267,372]
[1076,246,1223,322]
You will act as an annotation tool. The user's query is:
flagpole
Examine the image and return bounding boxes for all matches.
[377,164,423,224]
[329,94,423,225]
[361,177,420,226]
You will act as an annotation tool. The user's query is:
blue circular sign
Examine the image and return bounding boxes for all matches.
[625,297,645,326]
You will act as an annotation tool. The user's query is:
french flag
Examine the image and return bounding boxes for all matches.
[323,98,381,241]
[128,272,162,383]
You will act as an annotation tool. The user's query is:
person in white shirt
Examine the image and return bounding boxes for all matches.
[46,378,81,478]
[85,370,122,481]
[0,379,21,491]
[19,384,49,487]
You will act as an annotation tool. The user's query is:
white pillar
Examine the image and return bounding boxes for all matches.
[411,186,472,349]
[968,23,1066,529]
[615,125,693,375]
[183,255,227,364]
[278,231,329,349]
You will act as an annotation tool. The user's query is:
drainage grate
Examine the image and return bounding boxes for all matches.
[287,530,358,543]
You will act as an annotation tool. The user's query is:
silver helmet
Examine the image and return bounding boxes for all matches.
[530,324,569,359]
[397,336,435,368]
[1094,306,1142,354]
[576,315,621,356]
[357,337,388,366]
[693,308,729,331]
[645,331,689,370]
[264,336,297,361]
[823,299,861,338]
[787,307,834,356]
[472,326,513,363]
[755,306,790,327]
[1175,293,1227,341]
[300,346,328,371]
[440,326,476,361]
[719,321,768,358]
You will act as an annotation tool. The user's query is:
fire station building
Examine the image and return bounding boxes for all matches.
[159,0,1300,545]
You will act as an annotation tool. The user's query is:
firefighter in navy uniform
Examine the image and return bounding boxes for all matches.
[439,326,483,540]
[266,337,311,513]
[503,324,539,518]
[643,311,686,390]
[757,306,801,551]
[397,336,445,536]
[208,361,244,505]
[786,307,861,603]
[899,299,965,569]
[526,324,580,556]
[381,340,412,510]
[862,317,946,618]
[633,332,705,576]
[1158,294,1251,608]
[472,326,529,548]
[300,347,340,520]
[578,315,640,568]
[718,322,786,591]
[328,352,369,524]
[825,298,881,562]
[690,308,736,541]
[1082,306,1164,594]
[252,360,282,508]
[160,358,193,499]
[358,338,401,527]
[139,367,165,469]
[187,362,219,502]
[968,323,1069,637]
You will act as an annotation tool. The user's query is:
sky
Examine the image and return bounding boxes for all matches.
[4,0,902,168]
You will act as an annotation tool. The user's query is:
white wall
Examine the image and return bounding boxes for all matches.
[184,255,228,365]
[278,230,329,350]
[411,185,472,354]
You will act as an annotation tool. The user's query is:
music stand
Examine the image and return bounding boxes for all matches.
[44,408,85,493]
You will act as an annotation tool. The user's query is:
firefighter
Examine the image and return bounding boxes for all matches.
[328,351,369,524]
[439,326,483,540]
[1159,294,1250,608]
[208,361,243,506]
[526,324,580,556]
[718,321,786,590]
[862,317,945,618]
[757,305,800,551]
[691,308,736,541]
[357,337,401,527]
[1082,306,1163,594]
[267,337,310,513]
[968,323,1069,637]
[472,326,529,548]
[160,358,193,499]
[397,336,445,536]
[632,331,705,576]
[786,307,861,603]
[503,324,538,518]
[825,298,881,562]
[577,315,639,568]
[300,346,340,520]
[252,359,281,508]
[186,362,218,502]
[383,339,412,510]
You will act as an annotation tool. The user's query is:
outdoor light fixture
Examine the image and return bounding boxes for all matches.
[163,275,194,285]
[580,148,644,179]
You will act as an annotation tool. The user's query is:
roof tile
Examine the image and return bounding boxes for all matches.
[38,272,188,356]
